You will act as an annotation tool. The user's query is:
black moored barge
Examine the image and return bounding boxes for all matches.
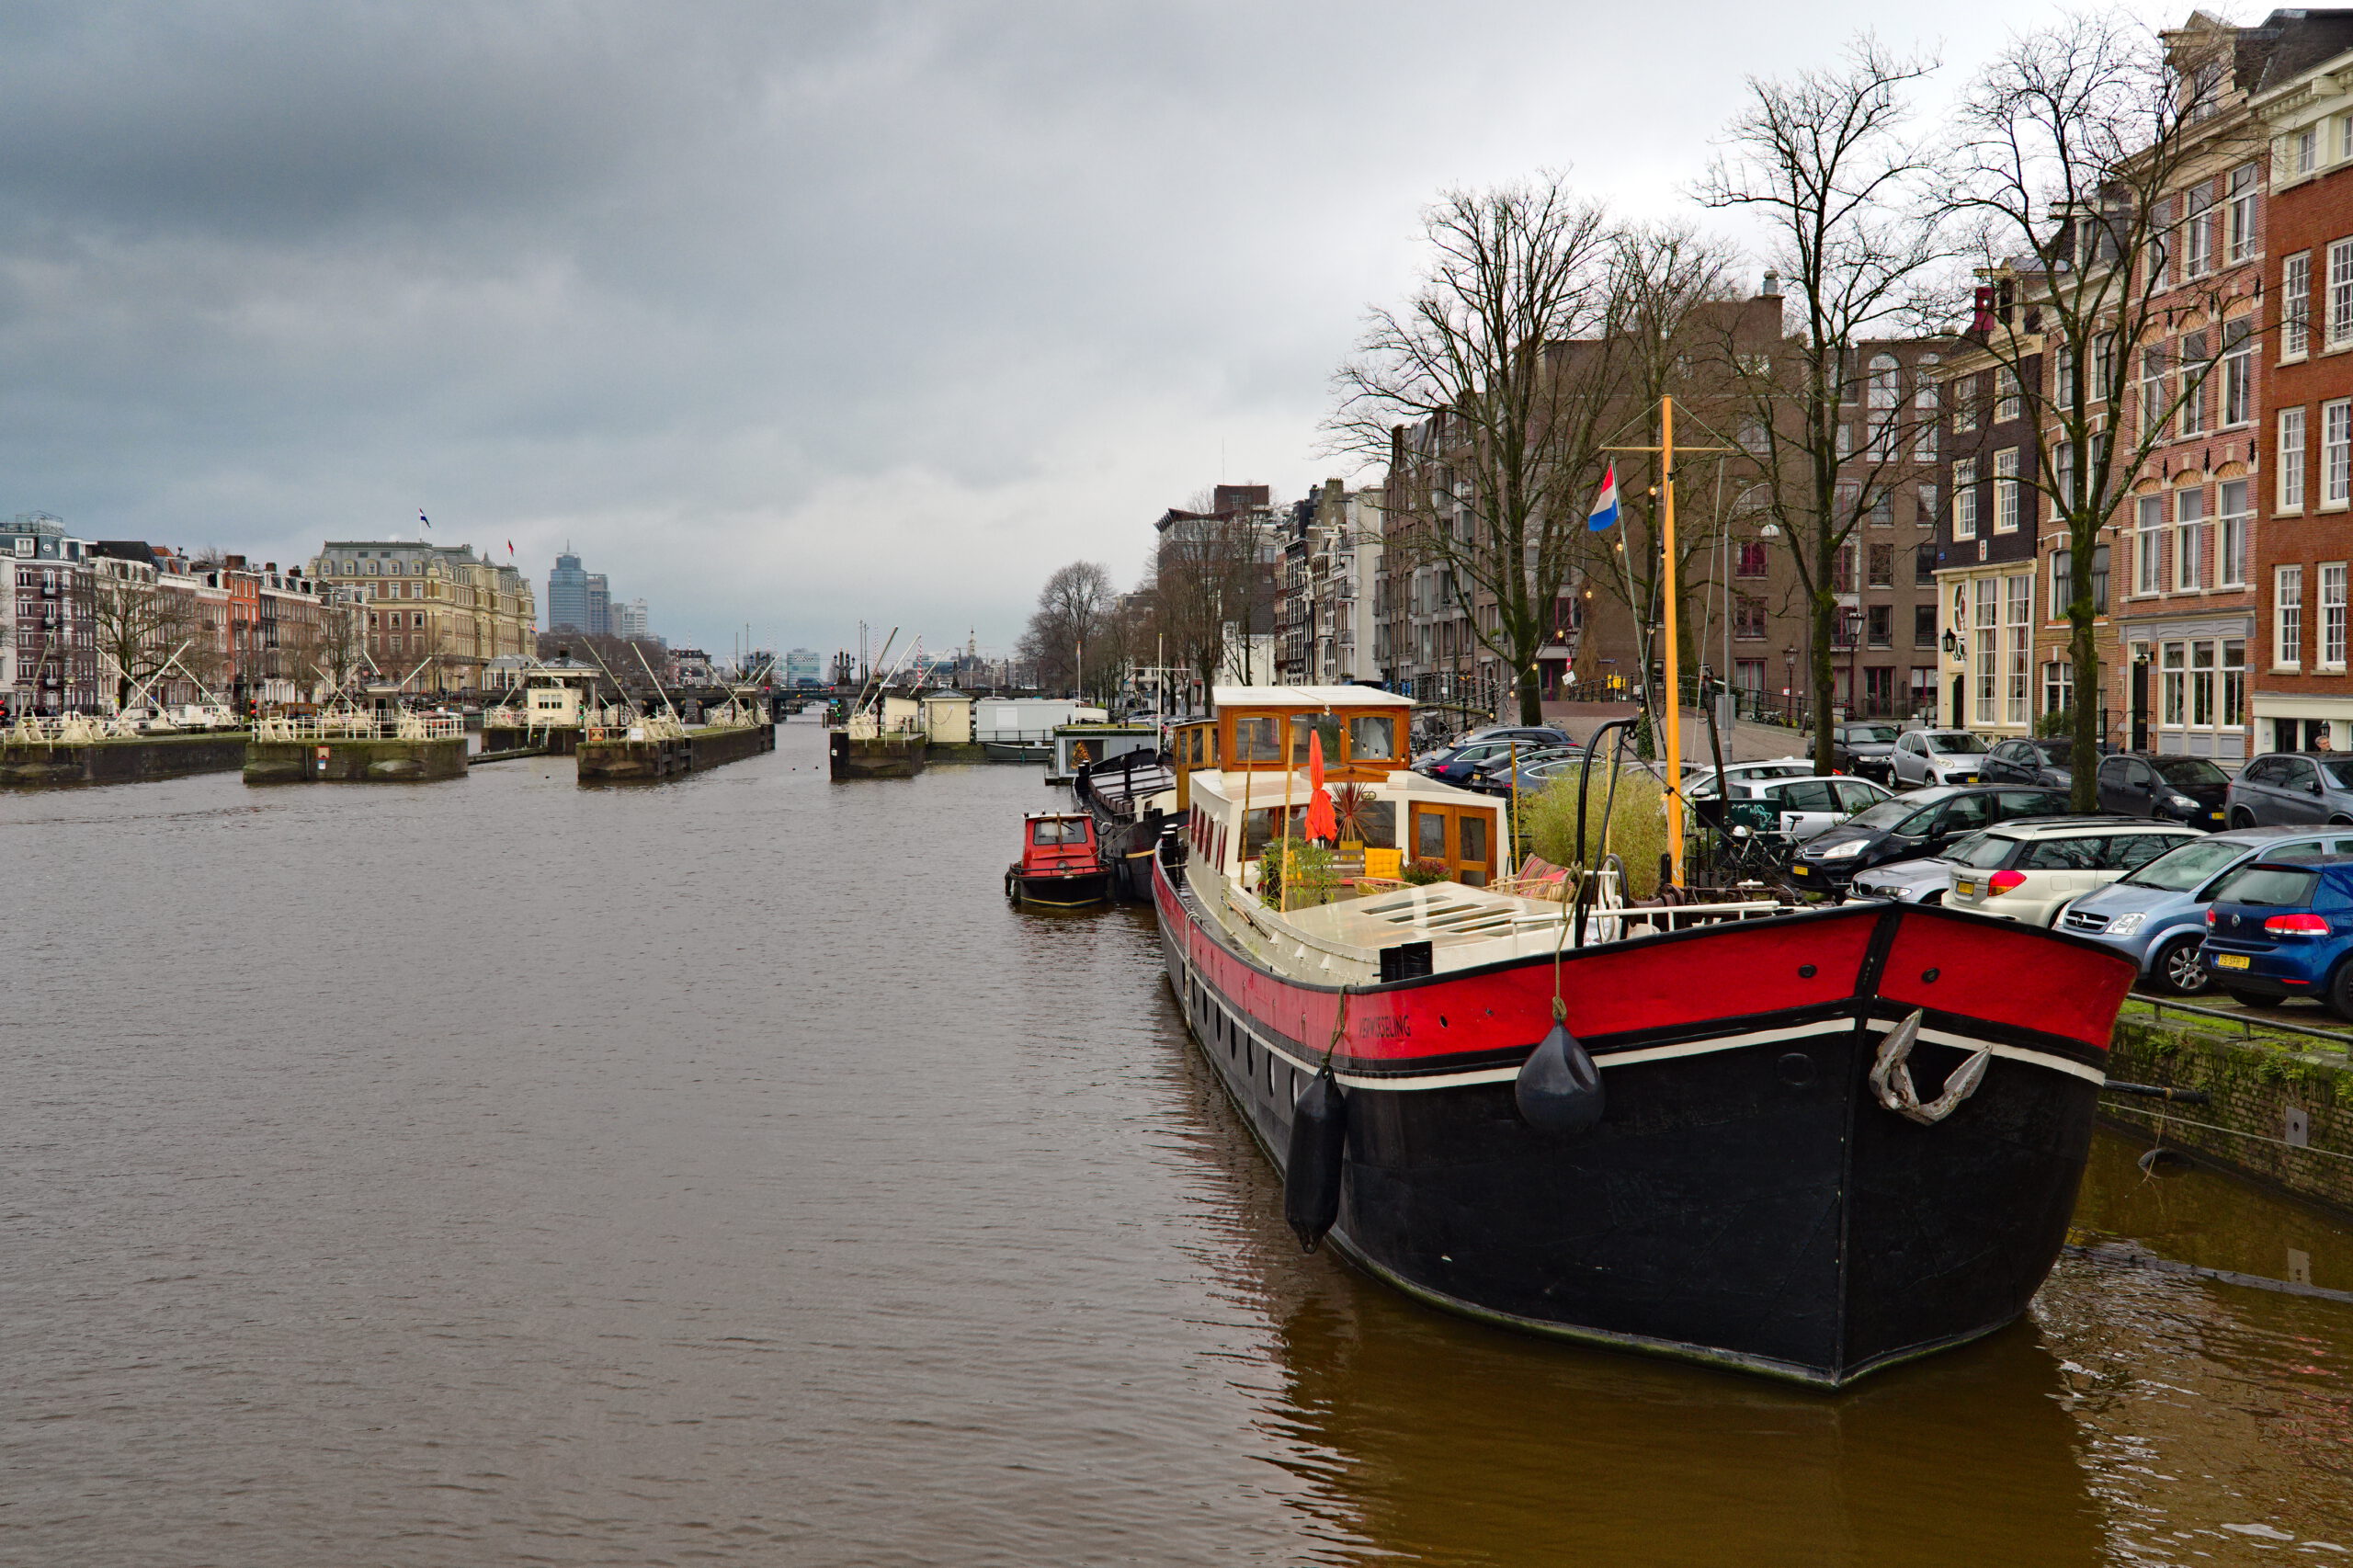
[1154,686,2137,1388]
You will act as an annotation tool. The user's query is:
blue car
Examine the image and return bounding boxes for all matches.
[2060,826,2353,995]
[2199,855,2353,1016]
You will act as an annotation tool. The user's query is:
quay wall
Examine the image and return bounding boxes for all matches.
[244,737,468,784]
[2102,1014,2353,1218]
[0,733,249,788]
[577,722,775,782]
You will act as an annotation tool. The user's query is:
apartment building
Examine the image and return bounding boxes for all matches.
[2251,15,2353,750]
[311,540,537,691]
[3,513,98,716]
[1277,479,1384,687]
[1934,337,2047,740]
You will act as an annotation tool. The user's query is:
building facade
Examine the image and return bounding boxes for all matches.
[3,513,98,716]
[1935,339,2048,740]
[2251,18,2353,750]
[312,540,537,692]
[1277,479,1385,687]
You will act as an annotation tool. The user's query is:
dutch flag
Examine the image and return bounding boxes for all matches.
[417,509,431,530]
[1586,463,1620,531]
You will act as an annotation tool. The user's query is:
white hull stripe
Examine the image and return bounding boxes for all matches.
[1178,954,2104,1091]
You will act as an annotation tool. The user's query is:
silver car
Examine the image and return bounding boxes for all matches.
[1890,728,1993,788]
[2057,825,2353,994]
[1844,841,1984,904]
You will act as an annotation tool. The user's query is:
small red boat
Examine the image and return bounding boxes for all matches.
[1006,812,1114,907]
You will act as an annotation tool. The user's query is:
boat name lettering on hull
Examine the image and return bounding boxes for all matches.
[1359,1017,1412,1040]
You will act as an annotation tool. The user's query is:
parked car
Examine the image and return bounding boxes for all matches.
[2225,752,2353,827]
[2060,826,2353,994]
[2199,855,2353,1015]
[1841,839,1990,905]
[1783,785,2073,893]
[1942,819,2202,928]
[1411,728,1574,783]
[1719,775,1893,843]
[1464,744,1582,796]
[1826,722,1902,782]
[1681,757,1821,801]
[2095,752,2230,827]
[1979,737,2077,790]
[1890,728,1992,788]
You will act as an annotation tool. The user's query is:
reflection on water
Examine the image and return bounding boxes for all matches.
[1,726,2348,1565]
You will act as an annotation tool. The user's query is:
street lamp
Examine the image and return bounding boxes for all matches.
[1940,628,1959,658]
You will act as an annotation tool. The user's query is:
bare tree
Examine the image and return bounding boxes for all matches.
[1700,38,1948,771]
[1949,12,2256,807]
[1018,560,1118,699]
[1330,174,1623,724]
[1152,502,1278,696]
[86,571,201,710]
[1570,224,1754,719]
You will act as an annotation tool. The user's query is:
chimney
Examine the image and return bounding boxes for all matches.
[1761,269,1781,298]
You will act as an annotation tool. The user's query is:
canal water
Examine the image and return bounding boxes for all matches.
[5,718,2350,1566]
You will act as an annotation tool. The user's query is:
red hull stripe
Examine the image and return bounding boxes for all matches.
[1874,915,2134,1051]
[1155,859,2130,1077]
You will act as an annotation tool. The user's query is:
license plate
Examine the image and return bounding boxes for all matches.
[1956,881,1976,896]
[1791,865,1809,877]
[2217,953,2251,970]
[2209,810,2225,821]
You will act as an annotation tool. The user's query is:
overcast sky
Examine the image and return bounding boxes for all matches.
[0,0,2197,658]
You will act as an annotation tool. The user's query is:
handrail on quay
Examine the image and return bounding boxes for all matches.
[2129,994,2353,1057]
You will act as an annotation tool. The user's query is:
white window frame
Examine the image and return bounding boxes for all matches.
[2136,494,2165,597]
[2174,488,2210,593]
[2330,238,2353,347]
[1953,459,1978,540]
[2327,398,2353,508]
[2183,184,2213,278]
[2222,320,2253,426]
[2279,564,2305,669]
[2282,405,2309,510]
[2220,478,2250,587]
[2326,562,2349,671]
[2286,251,2312,358]
[2004,573,2032,726]
[2228,164,2258,263]
[1993,448,2020,534]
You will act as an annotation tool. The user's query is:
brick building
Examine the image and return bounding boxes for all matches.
[2,513,98,716]
[2250,14,2353,751]
[1934,337,2048,740]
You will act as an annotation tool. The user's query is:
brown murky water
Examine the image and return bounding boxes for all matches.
[4,719,2350,1565]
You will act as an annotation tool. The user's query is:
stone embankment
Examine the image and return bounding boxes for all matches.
[244,737,468,783]
[576,722,776,782]
[0,733,249,787]
[2102,1004,2353,1217]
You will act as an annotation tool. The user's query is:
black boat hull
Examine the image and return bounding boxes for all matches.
[1152,854,2128,1386]
[1011,869,1114,908]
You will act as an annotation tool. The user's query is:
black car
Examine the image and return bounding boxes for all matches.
[1979,737,2077,790]
[2095,751,2230,828]
[1826,722,1901,782]
[1783,784,2075,893]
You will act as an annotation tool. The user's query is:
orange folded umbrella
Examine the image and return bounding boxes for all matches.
[1304,728,1338,843]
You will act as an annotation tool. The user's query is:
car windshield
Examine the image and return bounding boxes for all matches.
[2121,836,2248,891]
[1950,835,2018,869]
[2324,759,2353,789]
[2032,740,2072,762]
[2154,757,2227,788]
[1844,796,1927,830]
[1926,733,1989,755]
[1847,724,1898,744]
[2212,864,2321,907]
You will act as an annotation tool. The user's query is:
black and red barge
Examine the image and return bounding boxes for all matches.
[1154,686,2138,1388]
